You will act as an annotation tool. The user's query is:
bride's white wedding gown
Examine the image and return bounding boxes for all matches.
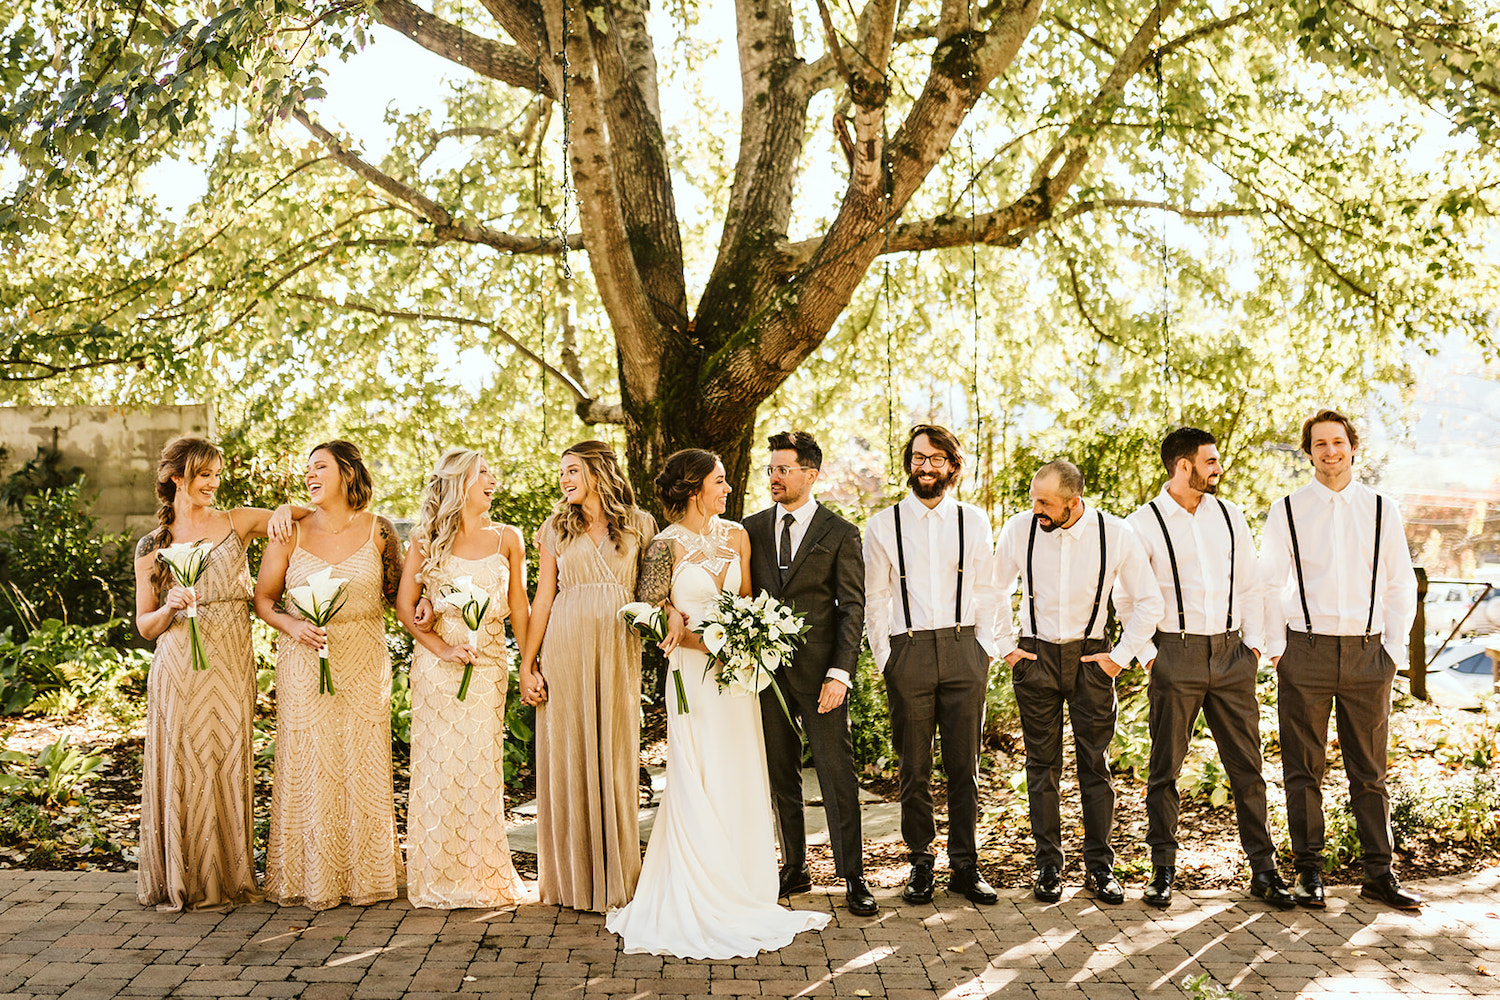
[606,526,830,959]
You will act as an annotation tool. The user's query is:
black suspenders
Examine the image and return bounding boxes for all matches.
[1285,492,1384,642]
[892,502,966,636]
[1148,497,1238,638]
[1026,510,1108,640]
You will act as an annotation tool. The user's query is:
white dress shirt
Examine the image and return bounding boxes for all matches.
[863,493,999,670]
[774,499,819,565]
[1126,488,1265,663]
[1261,479,1417,666]
[770,500,851,687]
[991,504,1163,667]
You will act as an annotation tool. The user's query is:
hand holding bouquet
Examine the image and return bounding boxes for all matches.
[287,567,350,695]
[157,542,214,671]
[442,576,492,701]
[619,602,687,712]
[696,592,809,725]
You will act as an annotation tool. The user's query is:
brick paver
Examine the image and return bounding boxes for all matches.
[1,869,1497,998]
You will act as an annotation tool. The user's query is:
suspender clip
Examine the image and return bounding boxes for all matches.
[1179,630,1187,640]
[955,624,962,639]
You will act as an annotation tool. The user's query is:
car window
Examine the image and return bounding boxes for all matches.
[1455,653,1492,675]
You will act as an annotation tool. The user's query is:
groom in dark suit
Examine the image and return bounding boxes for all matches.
[745,431,877,917]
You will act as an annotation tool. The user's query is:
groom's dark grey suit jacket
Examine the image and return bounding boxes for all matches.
[743,503,865,693]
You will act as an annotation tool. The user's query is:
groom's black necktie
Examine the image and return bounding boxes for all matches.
[778,512,795,584]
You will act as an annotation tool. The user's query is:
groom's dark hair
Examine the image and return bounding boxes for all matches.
[767,430,822,470]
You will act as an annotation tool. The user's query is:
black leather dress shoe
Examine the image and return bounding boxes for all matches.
[1292,870,1325,908]
[1142,866,1175,908]
[1249,869,1297,910]
[948,864,999,905]
[845,877,878,916]
[1085,867,1125,905]
[1360,872,1422,911]
[778,865,812,897]
[902,861,936,904]
[1032,865,1063,903]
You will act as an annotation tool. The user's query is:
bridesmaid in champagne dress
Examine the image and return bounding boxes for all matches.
[396,448,530,908]
[254,440,405,910]
[518,441,656,912]
[134,437,303,912]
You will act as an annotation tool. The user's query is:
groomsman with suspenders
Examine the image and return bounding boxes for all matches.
[1262,409,1420,910]
[993,460,1162,904]
[864,425,1001,905]
[1126,428,1294,909]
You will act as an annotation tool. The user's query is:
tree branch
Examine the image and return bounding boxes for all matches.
[288,292,625,424]
[292,109,580,254]
[374,0,552,96]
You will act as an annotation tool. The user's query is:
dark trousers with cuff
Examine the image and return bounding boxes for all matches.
[1012,636,1117,872]
[883,627,989,869]
[1276,628,1397,878]
[1145,631,1276,872]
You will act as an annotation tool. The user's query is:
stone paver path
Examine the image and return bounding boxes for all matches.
[2,868,1497,999]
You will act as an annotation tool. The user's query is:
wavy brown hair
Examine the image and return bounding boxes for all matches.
[145,437,222,593]
[550,440,646,548]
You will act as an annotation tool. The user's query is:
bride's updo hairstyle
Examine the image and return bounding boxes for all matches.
[654,449,720,522]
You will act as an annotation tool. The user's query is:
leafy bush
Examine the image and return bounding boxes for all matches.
[0,480,134,637]
[0,737,105,805]
[1391,770,1500,848]
[0,619,150,719]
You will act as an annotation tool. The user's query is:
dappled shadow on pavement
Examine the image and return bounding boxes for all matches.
[0,867,1496,998]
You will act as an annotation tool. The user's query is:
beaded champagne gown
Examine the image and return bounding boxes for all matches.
[533,510,656,912]
[136,525,261,912]
[607,519,830,959]
[406,539,527,908]
[266,520,402,910]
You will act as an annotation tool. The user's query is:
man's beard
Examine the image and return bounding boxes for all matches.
[908,468,955,500]
[1191,469,1219,495]
[1037,515,1062,533]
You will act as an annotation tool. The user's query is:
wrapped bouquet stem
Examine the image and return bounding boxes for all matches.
[443,576,492,701]
[157,542,213,671]
[288,567,350,695]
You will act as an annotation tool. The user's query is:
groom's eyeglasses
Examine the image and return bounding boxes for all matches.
[764,465,814,477]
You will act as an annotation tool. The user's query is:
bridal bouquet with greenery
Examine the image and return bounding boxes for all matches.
[441,576,491,701]
[287,567,350,695]
[157,541,213,671]
[696,591,808,722]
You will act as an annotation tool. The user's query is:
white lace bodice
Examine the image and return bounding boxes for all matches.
[660,518,742,626]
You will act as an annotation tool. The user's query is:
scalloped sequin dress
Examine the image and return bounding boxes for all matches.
[406,542,527,908]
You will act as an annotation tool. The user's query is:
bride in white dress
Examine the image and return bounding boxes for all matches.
[606,450,830,959]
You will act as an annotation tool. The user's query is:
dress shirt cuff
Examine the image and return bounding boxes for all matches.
[1383,640,1407,670]
[994,636,1018,660]
[1267,636,1287,660]
[825,668,852,688]
[1243,633,1265,657]
[1110,641,1141,668]
[1138,640,1158,666]
[977,630,997,661]
[870,638,890,672]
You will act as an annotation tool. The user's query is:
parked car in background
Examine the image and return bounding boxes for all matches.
[1413,641,1500,710]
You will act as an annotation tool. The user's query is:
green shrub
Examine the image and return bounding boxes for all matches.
[0,618,150,719]
[0,479,135,637]
[0,737,105,806]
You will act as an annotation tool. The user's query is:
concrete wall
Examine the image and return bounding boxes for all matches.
[0,404,215,538]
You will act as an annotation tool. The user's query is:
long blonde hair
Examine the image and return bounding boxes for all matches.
[411,449,484,583]
[551,440,645,548]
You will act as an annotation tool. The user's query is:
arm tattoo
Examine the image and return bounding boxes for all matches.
[637,538,675,605]
[379,520,402,607]
[135,533,162,560]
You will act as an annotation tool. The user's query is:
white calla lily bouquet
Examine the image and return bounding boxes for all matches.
[441,576,492,701]
[695,591,808,723]
[618,602,683,711]
[287,567,350,695]
[157,541,213,671]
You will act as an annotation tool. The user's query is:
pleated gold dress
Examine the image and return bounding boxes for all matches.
[137,529,261,912]
[406,545,527,908]
[534,511,655,911]
[266,520,402,910]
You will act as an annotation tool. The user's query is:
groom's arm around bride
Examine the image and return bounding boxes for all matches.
[745,431,878,917]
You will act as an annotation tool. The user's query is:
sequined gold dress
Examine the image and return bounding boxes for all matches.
[137,527,261,912]
[266,520,402,910]
[534,510,655,912]
[406,541,527,908]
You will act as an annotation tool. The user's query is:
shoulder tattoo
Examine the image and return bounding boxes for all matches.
[637,537,675,605]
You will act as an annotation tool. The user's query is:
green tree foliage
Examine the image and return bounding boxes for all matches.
[1,2,1496,513]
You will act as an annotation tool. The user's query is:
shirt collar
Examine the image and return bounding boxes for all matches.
[1058,501,1094,538]
[1309,478,1357,505]
[901,491,956,521]
[1157,486,1204,518]
[776,499,819,526]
